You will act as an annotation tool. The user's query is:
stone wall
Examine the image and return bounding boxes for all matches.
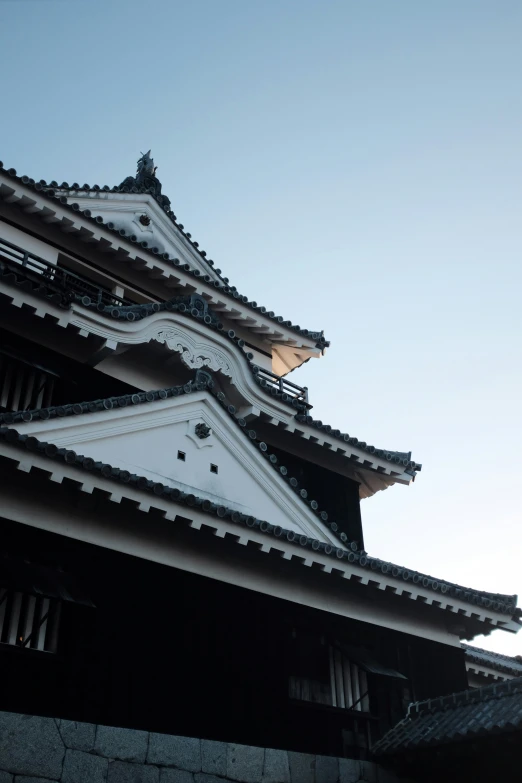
[0,711,410,783]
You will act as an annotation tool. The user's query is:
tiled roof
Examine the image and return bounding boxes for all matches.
[463,644,522,677]
[0,161,328,351]
[0,254,421,473]
[295,413,420,473]
[372,676,522,755]
[0,256,308,414]
[0,373,517,617]
[0,371,343,546]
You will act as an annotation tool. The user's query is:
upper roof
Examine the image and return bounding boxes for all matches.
[372,675,522,755]
[463,644,522,677]
[0,156,329,374]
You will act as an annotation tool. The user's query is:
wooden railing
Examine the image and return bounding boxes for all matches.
[0,236,131,308]
[255,366,309,406]
[0,235,311,408]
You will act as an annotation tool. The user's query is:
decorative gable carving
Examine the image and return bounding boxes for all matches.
[156,327,232,376]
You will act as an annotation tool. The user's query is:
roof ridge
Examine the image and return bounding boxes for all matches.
[0,161,328,348]
[410,674,522,717]
[463,643,522,662]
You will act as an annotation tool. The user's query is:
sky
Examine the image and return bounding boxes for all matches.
[1,0,521,655]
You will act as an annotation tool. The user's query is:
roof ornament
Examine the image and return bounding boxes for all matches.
[137,150,157,179]
[119,150,171,211]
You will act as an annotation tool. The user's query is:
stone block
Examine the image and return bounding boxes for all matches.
[0,775,13,783]
[201,740,227,777]
[95,725,149,763]
[376,768,399,783]
[160,772,194,783]
[226,743,264,782]
[15,779,59,782]
[107,761,159,783]
[315,755,339,783]
[62,748,108,783]
[194,776,222,783]
[359,761,378,783]
[148,734,201,772]
[262,748,290,783]
[57,719,96,751]
[0,711,65,778]
[288,752,315,783]
[339,758,360,783]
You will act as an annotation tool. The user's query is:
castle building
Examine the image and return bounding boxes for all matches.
[0,153,520,782]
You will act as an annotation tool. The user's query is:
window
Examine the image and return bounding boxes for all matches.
[210,464,218,474]
[177,451,186,461]
[0,588,61,654]
[328,644,369,712]
[0,353,55,412]
[289,629,370,713]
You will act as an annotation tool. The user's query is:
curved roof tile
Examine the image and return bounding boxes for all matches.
[0,374,514,616]
[463,644,522,676]
[373,675,522,755]
[0,162,329,350]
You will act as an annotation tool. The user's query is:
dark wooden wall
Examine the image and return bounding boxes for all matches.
[0,520,468,758]
[266,445,364,549]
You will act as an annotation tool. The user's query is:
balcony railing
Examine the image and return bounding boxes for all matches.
[255,366,310,407]
[0,235,311,409]
[0,236,131,308]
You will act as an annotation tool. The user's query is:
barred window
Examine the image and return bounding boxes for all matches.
[0,588,61,654]
[0,354,55,412]
[328,644,370,712]
[289,630,370,713]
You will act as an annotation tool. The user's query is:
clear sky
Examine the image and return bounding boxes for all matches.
[1,0,521,655]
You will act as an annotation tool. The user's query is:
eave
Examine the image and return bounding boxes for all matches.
[0,379,517,638]
[0,431,516,641]
[0,164,327,372]
[0,262,421,494]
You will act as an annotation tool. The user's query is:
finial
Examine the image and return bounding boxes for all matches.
[119,151,170,210]
[137,150,156,178]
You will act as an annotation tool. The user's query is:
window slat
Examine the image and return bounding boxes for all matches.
[37,597,50,651]
[343,655,354,708]
[7,592,23,646]
[328,646,337,707]
[351,663,361,711]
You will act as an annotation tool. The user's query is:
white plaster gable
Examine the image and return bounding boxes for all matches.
[18,392,339,545]
[58,190,222,283]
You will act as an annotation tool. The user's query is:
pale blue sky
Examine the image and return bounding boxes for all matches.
[1,0,521,654]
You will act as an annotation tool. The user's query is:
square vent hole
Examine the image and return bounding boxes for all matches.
[210,464,218,474]
[177,451,186,462]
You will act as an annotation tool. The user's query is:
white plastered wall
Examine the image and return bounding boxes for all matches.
[0,219,59,265]
[17,392,339,544]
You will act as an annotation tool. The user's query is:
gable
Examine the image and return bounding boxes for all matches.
[16,392,339,545]
[59,190,221,282]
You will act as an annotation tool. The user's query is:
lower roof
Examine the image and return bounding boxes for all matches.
[372,675,522,755]
[0,372,518,629]
[463,644,522,677]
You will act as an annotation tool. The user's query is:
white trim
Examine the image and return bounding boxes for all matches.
[0,457,468,646]
[14,391,340,544]
[0,175,322,358]
[0,280,417,492]
[0,440,516,640]
[465,661,516,682]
